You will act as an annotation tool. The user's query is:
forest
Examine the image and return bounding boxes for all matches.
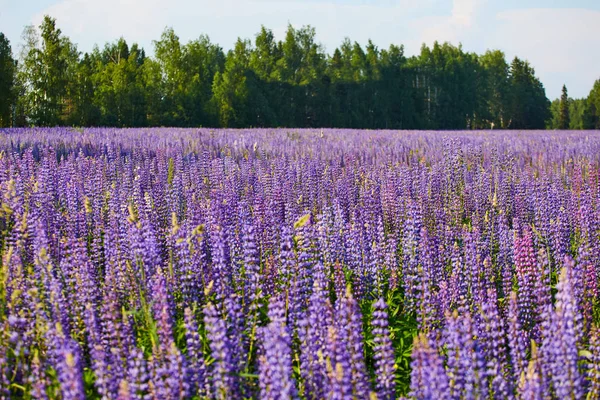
[0,15,599,130]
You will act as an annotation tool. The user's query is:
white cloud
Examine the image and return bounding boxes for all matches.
[33,0,165,49]
[30,0,600,99]
[409,0,487,50]
[35,0,430,54]
[489,8,600,98]
[406,3,599,98]
[451,0,482,27]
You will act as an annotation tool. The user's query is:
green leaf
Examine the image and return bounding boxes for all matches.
[294,213,311,229]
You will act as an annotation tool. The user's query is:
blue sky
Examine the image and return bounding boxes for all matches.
[1,0,599,99]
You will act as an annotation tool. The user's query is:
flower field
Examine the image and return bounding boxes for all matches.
[1,127,600,399]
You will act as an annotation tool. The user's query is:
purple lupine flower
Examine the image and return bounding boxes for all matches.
[170,220,204,305]
[443,310,489,399]
[0,325,9,399]
[507,291,528,384]
[333,261,347,305]
[98,271,129,394]
[117,379,132,400]
[517,343,544,400]
[7,314,33,392]
[477,289,511,398]
[384,231,399,291]
[298,269,333,400]
[546,264,584,400]
[316,207,335,268]
[409,333,450,399]
[209,222,233,300]
[184,307,208,398]
[534,248,552,308]
[566,251,585,326]
[204,302,238,400]
[31,217,72,334]
[162,342,189,399]
[150,267,174,349]
[345,217,366,298]
[7,119,600,400]
[335,286,370,398]
[550,205,570,263]
[242,218,261,312]
[326,324,353,400]
[127,347,150,400]
[48,325,86,400]
[436,280,451,329]
[223,293,247,394]
[148,269,189,399]
[372,297,397,400]
[416,227,439,335]
[514,229,538,334]
[258,296,298,400]
[577,241,598,333]
[464,228,485,306]
[277,225,296,295]
[495,214,515,301]
[84,303,111,398]
[368,218,386,294]
[29,350,49,400]
[128,210,162,282]
[289,218,316,331]
[588,324,600,398]
[448,242,468,311]
[402,200,422,314]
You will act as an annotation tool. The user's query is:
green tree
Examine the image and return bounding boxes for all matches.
[211,38,251,127]
[153,28,186,125]
[507,57,551,129]
[14,24,39,126]
[184,35,225,126]
[0,33,16,126]
[148,28,225,126]
[558,84,570,129]
[478,50,510,128]
[249,26,280,82]
[274,24,324,86]
[247,26,282,126]
[37,15,68,125]
[68,52,101,126]
[39,16,76,125]
[18,16,78,126]
[379,44,415,129]
[91,39,147,126]
[584,79,600,129]
[568,98,587,129]
[142,56,163,126]
[548,98,560,129]
[409,42,481,129]
[332,38,355,82]
[7,18,582,130]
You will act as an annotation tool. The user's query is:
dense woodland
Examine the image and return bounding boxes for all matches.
[0,16,599,129]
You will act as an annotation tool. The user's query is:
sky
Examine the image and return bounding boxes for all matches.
[1,0,599,99]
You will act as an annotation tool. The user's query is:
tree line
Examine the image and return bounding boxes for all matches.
[0,16,599,129]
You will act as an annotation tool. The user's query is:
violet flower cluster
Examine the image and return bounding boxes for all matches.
[0,127,599,399]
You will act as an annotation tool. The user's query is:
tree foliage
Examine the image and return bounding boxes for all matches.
[585,79,600,129]
[0,33,16,127]
[4,16,594,129]
[558,84,570,129]
[506,57,551,129]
